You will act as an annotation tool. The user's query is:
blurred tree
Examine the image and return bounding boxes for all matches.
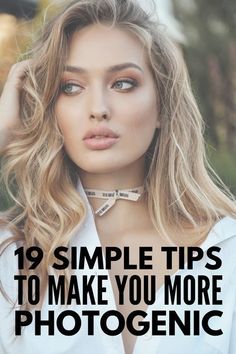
[173,0,236,193]
[0,0,57,89]
[0,0,57,210]
[0,0,39,19]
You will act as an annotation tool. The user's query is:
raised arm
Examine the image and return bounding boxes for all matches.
[0,60,29,149]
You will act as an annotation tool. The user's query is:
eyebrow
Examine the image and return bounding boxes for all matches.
[64,62,144,74]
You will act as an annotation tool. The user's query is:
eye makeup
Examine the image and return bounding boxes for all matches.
[60,76,139,95]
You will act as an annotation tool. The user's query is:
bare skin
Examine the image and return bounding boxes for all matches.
[95,202,182,354]
[54,24,164,353]
[54,24,213,354]
[0,27,213,354]
[95,203,213,354]
[0,60,28,148]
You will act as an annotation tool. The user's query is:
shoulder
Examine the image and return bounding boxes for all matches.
[0,227,18,261]
[0,226,13,242]
[213,215,236,236]
[200,216,236,278]
[0,228,19,297]
[203,216,236,249]
[211,216,236,253]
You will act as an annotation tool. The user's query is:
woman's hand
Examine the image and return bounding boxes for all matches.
[0,60,29,148]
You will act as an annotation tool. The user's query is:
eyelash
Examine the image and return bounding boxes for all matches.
[60,78,138,95]
[112,79,138,90]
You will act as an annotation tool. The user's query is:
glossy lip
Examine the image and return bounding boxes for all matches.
[83,126,119,140]
[83,126,120,150]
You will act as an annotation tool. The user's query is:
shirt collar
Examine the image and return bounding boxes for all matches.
[76,177,236,249]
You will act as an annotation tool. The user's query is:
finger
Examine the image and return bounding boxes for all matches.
[6,60,32,89]
[8,60,31,80]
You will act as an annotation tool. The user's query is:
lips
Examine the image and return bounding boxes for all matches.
[83,126,119,140]
[83,126,120,150]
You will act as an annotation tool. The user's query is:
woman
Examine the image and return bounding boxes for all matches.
[0,0,236,353]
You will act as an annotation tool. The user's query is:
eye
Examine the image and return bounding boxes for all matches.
[112,79,138,91]
[60,82,82,95]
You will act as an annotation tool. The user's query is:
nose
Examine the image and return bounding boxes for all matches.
[88,86,111,121]
[90,110,109,121]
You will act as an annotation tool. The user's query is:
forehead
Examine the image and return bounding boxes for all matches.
[67,23,149,70]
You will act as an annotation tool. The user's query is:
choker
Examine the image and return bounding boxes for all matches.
[84,186,145,216]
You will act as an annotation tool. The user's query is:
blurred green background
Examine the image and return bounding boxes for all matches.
[0,0,235,211]
[173,0,236,195]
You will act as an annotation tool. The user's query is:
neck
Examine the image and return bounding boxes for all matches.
[78,156,152,234]
[78,156,146,190]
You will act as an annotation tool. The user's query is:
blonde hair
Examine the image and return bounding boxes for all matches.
[1,0,236,307]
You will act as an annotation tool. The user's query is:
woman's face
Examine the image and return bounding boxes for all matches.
[55,23,159,174]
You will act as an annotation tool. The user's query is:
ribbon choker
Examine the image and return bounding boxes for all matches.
[84,186,144,216]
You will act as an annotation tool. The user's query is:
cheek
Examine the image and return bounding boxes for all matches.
[125,92,158,142]
[55,100,67,134]
[55,99,81,139]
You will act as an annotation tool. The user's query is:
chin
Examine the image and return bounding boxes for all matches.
[78,164,123,175]
[75,157,129,175]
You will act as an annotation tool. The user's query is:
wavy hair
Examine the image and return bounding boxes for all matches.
[1,0,236,307]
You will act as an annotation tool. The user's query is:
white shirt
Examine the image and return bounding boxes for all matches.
[0,179,236,354]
